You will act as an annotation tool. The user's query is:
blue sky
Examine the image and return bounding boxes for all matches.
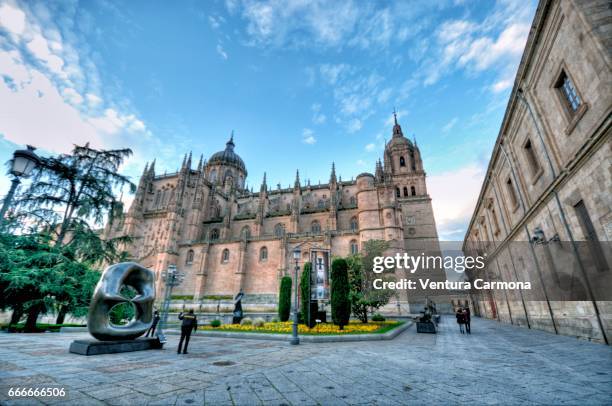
[0,0,537,240]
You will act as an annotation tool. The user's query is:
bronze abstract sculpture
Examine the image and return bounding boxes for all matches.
[87,262,156,341]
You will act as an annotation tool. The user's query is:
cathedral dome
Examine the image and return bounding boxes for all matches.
[208,135,247,174]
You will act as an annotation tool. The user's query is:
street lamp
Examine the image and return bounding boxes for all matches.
[157,264,184,343]
[291,248,300,345]
[0,145,40,226]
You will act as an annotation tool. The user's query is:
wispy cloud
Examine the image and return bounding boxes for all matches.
[216,43,228,60]
[0,1,151,154]
[302,128,316,144]
[442,117,458,133]
[311,103,326,124]
[229,0,442,51]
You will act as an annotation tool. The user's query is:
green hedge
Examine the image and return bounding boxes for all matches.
[331,258,350,330]
[2,323,86,333]
[278,276,292,322]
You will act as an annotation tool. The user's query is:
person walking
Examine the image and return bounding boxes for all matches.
[145,310,160,337]
[456,307,465,334]
[464,307,471,334]
[177,309,198,354]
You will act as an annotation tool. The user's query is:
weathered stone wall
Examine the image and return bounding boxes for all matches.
[464,0,612,344]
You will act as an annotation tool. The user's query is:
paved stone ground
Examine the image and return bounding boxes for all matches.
[0,316,610,405]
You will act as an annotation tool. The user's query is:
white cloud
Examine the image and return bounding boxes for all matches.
[86,92,102,106]
[414,1,535,91]
[365,143,376,152]
[428,164,486,241]
[319,63,348,85]
[442,117,458,133]
[302,128,316,144]
[0,2,26,36]
[0,1,151,156]
[311,103,326,124]
[62,87,83,105]
[216,43,228,60]
[346,118,362,133]
[356,159,366,167]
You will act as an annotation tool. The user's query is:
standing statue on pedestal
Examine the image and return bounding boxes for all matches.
[232,291,244,324]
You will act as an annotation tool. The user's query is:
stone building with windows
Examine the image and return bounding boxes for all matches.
[106,116,444,311]
[463,0,611,343]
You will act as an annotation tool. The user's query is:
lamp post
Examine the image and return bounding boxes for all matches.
[157,264,184,343]
[0,145,40,227]
[291,248,300,345]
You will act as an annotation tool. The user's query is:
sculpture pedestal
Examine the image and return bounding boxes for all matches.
[69,337,163,356]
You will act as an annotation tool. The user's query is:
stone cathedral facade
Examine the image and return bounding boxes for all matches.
[105,117,444,310]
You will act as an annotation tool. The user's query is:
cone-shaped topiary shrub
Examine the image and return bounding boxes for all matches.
[278,276,292,322]
[331,258,350,330]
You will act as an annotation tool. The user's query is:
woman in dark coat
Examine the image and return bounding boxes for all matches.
[456,308,465,334]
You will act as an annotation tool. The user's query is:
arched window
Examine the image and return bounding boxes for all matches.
[311,220,321,234]
[210,169,217,183]
[221,248,229,263]
[186,249,194,265]
[403,187,408,197]
[395,187,401,198]
[350,240,359,255]
[210,228,219,241]
[350,217,358,232]
[409,150,416,170]
[154,190,161,207]
[260,246,268,262]
[411,186,416,196]
[399,156,406,167]
[241,226,251,239]
[274,223,284,237]
[317,199,325,209]
[349,196,356,206]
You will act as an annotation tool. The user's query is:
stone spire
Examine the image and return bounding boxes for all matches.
[330,162,337,184]
[260,172,267,193]
[392,108,403,138]
[375,159,384,182]
[294,169,301,189]
[148,159,156,177]
[197,154,204,172]
[226,130,235,151]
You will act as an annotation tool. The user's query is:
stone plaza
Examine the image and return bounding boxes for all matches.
[1,317,611,405]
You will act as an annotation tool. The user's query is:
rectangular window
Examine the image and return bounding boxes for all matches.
[574,200,608,272]
[523,139,541,177]
[555,70,581,112]
[506,178,518,209]
[491,208,501,236]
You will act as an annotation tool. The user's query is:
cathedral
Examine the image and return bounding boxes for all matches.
[106,115,445,310]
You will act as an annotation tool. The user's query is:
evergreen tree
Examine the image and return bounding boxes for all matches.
[331,258,350,330]
[278,276,292,322]
[300,262,316,328]
[0,144,134,330]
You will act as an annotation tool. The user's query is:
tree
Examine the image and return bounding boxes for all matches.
[300,262,316,328]
[347,240,395,323]
[1,144,134,330]
[17,143,135,246]
[278,276,292,322]
[331,258,350,330]
[0,232,100,330]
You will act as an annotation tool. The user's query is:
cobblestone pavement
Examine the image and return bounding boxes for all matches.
[0,316,611,405]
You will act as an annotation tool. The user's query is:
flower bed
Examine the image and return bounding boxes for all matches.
[201,320,403,335]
